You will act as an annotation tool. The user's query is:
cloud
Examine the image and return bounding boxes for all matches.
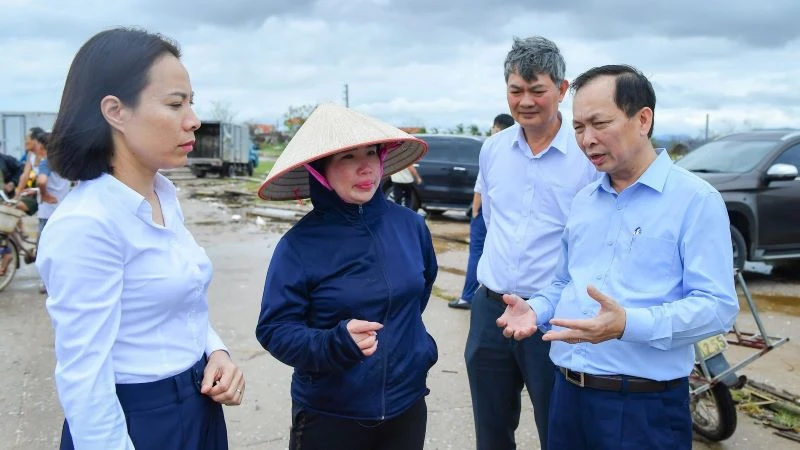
[1,0,799,136]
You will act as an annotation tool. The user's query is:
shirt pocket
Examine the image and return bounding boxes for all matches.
[619,235,679,294]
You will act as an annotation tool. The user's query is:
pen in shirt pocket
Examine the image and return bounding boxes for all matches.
[628,227,642,252]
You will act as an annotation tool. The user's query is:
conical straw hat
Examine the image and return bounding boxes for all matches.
[258,103,427,200]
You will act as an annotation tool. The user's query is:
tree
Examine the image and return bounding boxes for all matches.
[468,124,480,136]
[209,100,237,122]
[283,104,317,135]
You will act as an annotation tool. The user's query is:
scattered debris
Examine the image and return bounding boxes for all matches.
[733,380,800,442]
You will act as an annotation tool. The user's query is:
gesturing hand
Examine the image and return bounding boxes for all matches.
[495,294,538,340]
[347,319,384,356]
[542,285,626,344]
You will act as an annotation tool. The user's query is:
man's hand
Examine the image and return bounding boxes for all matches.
[347,319,383,356]
[542,285,626,344]
[496,294,538,340]
[201,350,245,406]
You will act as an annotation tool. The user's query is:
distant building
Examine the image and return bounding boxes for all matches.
[249,122,287,145]
[399,127,425,134]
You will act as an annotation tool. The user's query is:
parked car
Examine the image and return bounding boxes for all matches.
[383,134,484,214]
[675,129,800,270]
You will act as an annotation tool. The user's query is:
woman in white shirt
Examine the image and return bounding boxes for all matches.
[36,28,244,450]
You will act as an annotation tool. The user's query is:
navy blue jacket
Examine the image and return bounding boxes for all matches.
[256,177,438,420]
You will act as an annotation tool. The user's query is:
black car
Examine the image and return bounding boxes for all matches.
[383,134,484,214]
[675,130,800,270]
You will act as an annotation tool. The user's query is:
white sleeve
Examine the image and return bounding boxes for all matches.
[37,214,135,450]
[206,324,227,356]
[478,141,491,226]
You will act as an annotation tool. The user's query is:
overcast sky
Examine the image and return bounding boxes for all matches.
[2,0,799,137]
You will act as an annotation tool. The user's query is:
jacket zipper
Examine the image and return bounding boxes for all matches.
[359,203,391,421]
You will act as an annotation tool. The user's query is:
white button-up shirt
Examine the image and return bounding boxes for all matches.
[477,121,597,297]
[37,173,226,449]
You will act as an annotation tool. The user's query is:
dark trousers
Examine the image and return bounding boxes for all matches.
[391,183,415,209]
[548,371,692,449]
[59,358,228,450]
[459,209,486,303]
[465,286,555,449]
[289,397,427,450]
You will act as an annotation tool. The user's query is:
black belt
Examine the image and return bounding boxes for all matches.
[558,366,685,393]
[484,286,528,302]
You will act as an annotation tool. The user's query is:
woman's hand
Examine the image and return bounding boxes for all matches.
[347,319,383,356]
[201,350,245,406]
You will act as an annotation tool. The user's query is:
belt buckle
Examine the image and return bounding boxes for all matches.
[565,369,585,387]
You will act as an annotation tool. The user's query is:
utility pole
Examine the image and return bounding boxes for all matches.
[705,113,709,140]
[343,83,349,107]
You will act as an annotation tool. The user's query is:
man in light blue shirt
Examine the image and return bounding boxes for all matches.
[464,37,597,450]
[497,65,739,449]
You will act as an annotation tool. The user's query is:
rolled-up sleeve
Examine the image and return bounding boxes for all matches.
[38,214,134,450]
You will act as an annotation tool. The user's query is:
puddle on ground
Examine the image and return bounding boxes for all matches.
[744,294,800,317]
[432,237,466,254]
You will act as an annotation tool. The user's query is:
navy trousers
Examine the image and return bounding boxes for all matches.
[59,358,228,450]
[465,286,555,449]
[548,370,692,450]
[459,209,487,303]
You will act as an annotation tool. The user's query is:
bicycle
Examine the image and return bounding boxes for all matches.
[0,192,39,292]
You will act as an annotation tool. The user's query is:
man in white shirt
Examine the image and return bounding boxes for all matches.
[464,36,597,449]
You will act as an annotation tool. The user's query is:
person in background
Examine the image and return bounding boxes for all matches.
[0,142,24,199]
[496,64,739,450]
[256,103,437,450]
[37,27,243,449]
[14,127,46,217]
[32,132,71,294]
[390,163,423,209]
[464,37,597,450]
[449,113,514,310]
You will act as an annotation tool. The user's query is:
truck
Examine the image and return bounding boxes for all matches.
[1,112,58,158]
[187,121,252,178]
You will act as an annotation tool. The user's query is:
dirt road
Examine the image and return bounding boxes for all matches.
[1,180,798,449]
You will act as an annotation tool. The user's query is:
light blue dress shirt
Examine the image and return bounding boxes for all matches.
[37,173,227,449]
[529,150,739,380]
[477,120,598,296]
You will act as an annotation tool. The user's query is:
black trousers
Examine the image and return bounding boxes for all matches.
[391,183,415,209]
[289,397,427,450]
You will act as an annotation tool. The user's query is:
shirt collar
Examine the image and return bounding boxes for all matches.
[512,113,570,157]
[595,148,671,194]
[92,172,177,217]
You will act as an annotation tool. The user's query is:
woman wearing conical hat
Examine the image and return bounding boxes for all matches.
[256,103,438,450]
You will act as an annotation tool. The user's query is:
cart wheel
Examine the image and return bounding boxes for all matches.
[690,372,737,441]
[0,238,20,292]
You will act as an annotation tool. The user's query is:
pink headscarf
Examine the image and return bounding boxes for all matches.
[302,143,399,191]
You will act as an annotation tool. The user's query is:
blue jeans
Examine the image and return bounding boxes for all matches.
[459,209,486,302]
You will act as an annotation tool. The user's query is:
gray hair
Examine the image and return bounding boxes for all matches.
[503,36,566,85]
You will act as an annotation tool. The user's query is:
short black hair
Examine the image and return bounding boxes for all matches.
[29,127,46,143]
[48,27,181,181]
[34,132,50,148]
[493,114,514,130]
[571,64,656,138]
